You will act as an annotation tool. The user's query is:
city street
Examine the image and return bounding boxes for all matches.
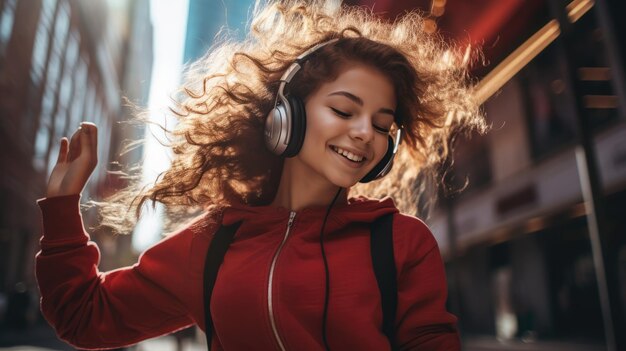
[0,322,607,351]
[0,0,624,350]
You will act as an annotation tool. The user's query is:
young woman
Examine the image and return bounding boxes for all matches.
[36,1,485,350]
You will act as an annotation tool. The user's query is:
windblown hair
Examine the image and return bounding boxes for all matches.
[99,0,486,234]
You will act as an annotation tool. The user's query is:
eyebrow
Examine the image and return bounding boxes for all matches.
[328,91,395,116]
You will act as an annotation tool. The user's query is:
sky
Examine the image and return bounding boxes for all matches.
[132,0,190,252]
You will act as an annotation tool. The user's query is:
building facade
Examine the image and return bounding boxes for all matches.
[425,0,625,347]
[0,0,153,330]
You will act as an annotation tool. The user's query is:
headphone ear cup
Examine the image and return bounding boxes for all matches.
[282,95,307,157]
[359,136,395,183]
[264,102,288,156]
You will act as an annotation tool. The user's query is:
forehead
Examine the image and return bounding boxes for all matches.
[311,63,396,107]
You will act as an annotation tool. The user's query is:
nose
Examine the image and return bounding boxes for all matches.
[348,115,375,144]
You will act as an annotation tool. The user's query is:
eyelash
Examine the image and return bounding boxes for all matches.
[330,108,390,134]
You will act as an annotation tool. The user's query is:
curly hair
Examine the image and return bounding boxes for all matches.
[98,0,486,234]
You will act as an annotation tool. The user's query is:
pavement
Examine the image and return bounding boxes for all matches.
[0,323,72,351]
[0,323,205,351]
[0,323,607,351]
[0,335,204,351]
[463,335,605,351]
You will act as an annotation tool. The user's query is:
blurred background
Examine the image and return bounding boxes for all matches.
[0,0,624,350]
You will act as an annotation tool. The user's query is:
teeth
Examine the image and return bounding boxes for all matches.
[332,146,364,162]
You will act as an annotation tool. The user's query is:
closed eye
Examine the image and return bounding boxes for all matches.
[330,107,390,134]
[330,107,350,117]
[374,125,390,133]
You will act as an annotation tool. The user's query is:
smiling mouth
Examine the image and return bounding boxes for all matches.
[330,145,366,163]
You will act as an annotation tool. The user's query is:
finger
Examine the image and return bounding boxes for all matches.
[91,125,98,161]
[67,126,82,162]
[79,123,98,165]
[78,126,92,163]
[81,121,97,129]
[56,138,69,164]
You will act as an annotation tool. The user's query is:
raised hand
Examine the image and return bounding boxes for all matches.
[46,122,98,198]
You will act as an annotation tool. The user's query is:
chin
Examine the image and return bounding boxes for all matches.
[326,173,362,189]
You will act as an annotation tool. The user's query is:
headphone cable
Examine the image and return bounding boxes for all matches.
[320,187,343,351]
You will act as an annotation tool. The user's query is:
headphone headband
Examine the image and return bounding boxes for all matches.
[275,39,339,107]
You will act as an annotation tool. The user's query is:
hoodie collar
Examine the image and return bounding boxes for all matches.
[222,196,399,228]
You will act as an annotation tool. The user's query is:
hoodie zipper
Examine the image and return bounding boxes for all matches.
[268,211,296,351]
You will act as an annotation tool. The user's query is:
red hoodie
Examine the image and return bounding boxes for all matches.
[36,194,460,350]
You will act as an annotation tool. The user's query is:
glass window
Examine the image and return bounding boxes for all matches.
[520,44,577,159]
[57,35,78,134]
[569,8,620,129]
[53,2,70,47]
[93,98,103,128]
[33,9,70,176]
[61,33,80,89]
[70,58,88,128]
[42,1,69,92]
[46,138,60,178]
[0,0,18,51]
[84,83,96,123]
[54,98,68,139]
[32,124,50,172]
[606,0,625,61]
[32,86,56,173]
[29,0,57,84]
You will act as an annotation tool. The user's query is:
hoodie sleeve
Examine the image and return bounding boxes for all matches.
[35,194,199,350]
[393,214,461,351]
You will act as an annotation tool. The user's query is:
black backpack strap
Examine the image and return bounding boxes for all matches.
[203,221,242,351]
[370,213,398,350]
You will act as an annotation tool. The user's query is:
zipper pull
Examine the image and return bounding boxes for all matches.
[287,211,296,228]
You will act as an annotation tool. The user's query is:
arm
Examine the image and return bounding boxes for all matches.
[36,194,196,350]
[394,216,461,351]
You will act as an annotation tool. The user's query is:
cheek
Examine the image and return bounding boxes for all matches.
[299,114,327,157]
[373,136,390,163]
[303,107,336,145]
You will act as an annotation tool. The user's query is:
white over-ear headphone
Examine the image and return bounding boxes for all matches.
[264,38,402,183]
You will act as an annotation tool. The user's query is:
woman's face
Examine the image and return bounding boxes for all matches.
[296,62,396,188]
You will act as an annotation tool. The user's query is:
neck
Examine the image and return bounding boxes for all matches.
[270,158,348,212]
